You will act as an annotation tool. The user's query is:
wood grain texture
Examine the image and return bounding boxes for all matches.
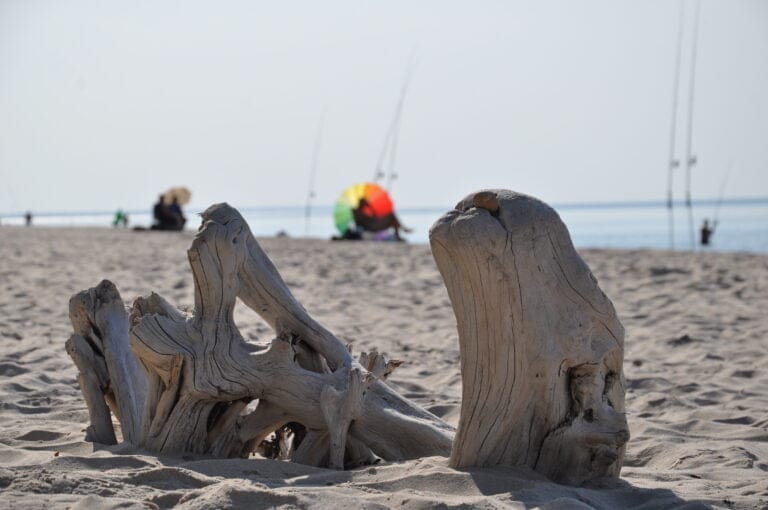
[67,203,453,467]
[67,280,146,445]
[430,190,629,485]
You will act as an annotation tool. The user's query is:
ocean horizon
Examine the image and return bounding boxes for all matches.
[2,196,767,254]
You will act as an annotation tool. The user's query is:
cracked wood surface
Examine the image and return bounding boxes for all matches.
[430,190,629,485]
[67,280,146,445]
[67,203,453,468]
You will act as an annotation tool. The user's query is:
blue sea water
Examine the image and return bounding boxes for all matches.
[2,198,767,254]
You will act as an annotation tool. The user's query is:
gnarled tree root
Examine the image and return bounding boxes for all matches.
[66,203,453,468]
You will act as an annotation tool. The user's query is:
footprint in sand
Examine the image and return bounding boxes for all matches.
[15,430,67,442]
[667,334,701,347]
[693,397,718,406]
[122,467,214,489]
[50,455,155,471]
[1,402,51,414]
[712,416,755,426]
[0,362,28,377]
[4,382,33,393]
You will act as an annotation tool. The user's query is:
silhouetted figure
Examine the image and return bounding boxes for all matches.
[151,195,184,231]
[25,211,32,227]
[168,197,186,230]
[152,196,168,229]
[352,198,412,241]
[700,218,716,246]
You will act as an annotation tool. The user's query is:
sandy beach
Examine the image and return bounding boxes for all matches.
[1,226,767,509]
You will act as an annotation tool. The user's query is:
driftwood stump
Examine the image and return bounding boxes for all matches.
[430,190,629,485]
[66,203,452,468]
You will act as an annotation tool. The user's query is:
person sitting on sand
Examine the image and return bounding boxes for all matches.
[700,218,716,246]
[168,197,186,230]
[151,195,183,231]
[352,198,412,241]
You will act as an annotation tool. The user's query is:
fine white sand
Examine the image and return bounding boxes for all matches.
[1,226,767,509]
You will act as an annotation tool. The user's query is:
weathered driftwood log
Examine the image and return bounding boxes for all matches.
[430,190,629,485]
[66,203,453,468]
[67,281,146,445]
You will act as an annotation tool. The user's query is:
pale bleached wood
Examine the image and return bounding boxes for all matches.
[292,430,330,466]
[358,349,402,380]
[67,280,146,445]
[65,334,116,445]
[206,399,250,458]
[202,203,352,371]
[129,292,186,446]
[430,190,629,485]
[128,208,452,462]
[67,203,453,467]
[237,400,293,453]
[320,368,374,469]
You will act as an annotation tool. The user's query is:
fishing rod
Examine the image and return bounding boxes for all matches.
[384,54,417,192]
[711,160,733,227]
[0,174,22,219]
[304,113,325,236]
[684,0,702,250]
[372,124,392,183]
[666,0,685,250]
[372,51,418,191]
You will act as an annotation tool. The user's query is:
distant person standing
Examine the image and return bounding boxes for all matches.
[700,218,716,246]
[113,209,129,228]
[24,211,32,227]
[152,195,166,228]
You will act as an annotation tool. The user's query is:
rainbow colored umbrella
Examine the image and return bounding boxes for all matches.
[334,182,394,234]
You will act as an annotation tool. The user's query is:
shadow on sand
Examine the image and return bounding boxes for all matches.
[464,465,710,509]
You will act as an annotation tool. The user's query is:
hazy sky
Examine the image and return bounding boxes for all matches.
[1,0,766,214]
